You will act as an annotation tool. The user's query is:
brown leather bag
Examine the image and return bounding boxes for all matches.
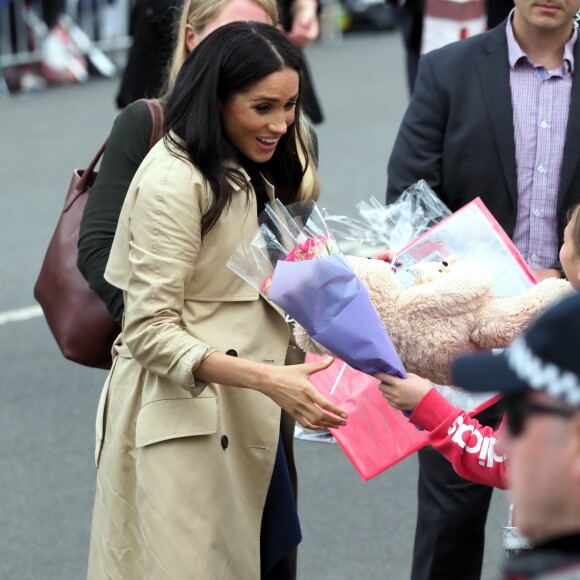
[34,99,164,369]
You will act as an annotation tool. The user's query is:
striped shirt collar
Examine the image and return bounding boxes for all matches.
[505,8,577,72]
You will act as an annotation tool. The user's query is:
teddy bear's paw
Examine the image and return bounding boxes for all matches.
[293,324,333,356]
[503,278,574,319]
[532,277,574,303]
[472,279,573,349]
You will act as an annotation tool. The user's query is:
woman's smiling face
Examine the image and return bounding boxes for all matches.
[220,66,300,163]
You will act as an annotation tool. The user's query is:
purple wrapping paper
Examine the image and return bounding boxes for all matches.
[268,253,406,378]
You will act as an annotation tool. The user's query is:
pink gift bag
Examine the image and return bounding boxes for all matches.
[307,354,500,480]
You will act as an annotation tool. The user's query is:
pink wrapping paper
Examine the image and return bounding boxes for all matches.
[307,355,500,480]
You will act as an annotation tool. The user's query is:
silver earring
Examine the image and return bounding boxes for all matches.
[574,10,580,29]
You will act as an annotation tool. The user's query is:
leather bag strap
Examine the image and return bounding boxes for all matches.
[77,99,164,193]
[77,140,107,192]
[142,98,165,149]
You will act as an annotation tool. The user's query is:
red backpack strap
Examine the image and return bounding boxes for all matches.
[141,98,165,150]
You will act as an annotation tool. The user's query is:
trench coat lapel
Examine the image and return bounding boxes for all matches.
[478,26,518,205]
[558,39,580,209]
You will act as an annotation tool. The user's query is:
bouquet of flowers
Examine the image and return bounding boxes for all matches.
[227,199,406,378]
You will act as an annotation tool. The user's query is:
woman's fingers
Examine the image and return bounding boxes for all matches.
[299,357,348,424]
[312,391,347,422]
[304,356,335,375]
[296,388,347,428]
[267,359,347,428]
[290,389,345,427]
[297,416,324,431]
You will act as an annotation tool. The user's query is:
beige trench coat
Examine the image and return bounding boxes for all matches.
[87,139,296,580]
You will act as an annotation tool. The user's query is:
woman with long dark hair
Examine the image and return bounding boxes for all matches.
[163,20,316,234]
[86,22,346,580]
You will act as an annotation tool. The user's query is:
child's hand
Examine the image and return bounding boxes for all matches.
[370,249,399,264]
[375,372,432,412]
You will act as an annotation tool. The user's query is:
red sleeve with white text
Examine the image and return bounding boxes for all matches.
[410,388,508,489]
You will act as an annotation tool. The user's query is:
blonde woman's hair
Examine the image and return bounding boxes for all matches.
[297,123,320,201]
[165,0,279,95]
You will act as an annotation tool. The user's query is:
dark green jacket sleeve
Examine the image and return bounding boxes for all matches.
[78,101,155,324]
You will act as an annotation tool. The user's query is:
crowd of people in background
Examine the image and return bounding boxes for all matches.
[0,0,395,96]
[1,0,121,92]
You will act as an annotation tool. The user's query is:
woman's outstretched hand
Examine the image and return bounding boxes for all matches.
[262,357,348,430]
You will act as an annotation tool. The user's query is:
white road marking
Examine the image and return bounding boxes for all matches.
[0,305,43,326]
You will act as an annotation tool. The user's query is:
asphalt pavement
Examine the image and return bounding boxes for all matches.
[0,31,508,580]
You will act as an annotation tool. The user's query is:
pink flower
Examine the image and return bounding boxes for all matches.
[259,235,336,294]
[284,236,331,262]
[260,275,273,295]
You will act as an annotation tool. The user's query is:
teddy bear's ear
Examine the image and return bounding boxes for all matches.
[440,254,457,272]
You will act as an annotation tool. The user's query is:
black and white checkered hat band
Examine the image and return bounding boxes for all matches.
[505,338,580,406]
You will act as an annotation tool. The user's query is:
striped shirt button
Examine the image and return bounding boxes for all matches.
[533,209,541,217]
[538,165,545,173]
[540,120,549,129]
[531,254,539,262]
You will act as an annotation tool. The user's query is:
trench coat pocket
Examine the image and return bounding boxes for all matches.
[136,397,217,448]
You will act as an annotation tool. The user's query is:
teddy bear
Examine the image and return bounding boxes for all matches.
[293,255,573,385]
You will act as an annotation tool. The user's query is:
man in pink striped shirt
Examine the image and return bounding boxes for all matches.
[386,0,580,578]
